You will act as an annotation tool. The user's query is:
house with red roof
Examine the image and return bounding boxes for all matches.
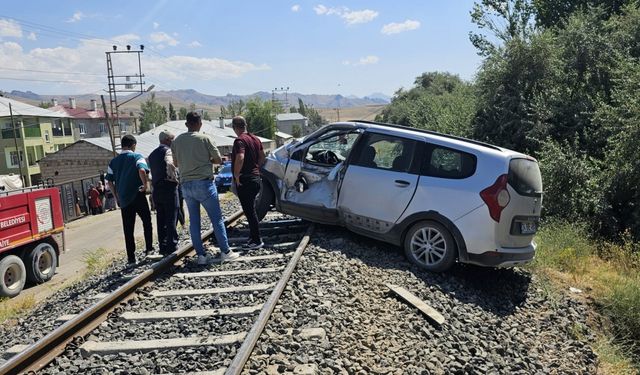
[49,98,137,139]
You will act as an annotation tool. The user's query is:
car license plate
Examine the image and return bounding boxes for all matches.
[520,221,537,234]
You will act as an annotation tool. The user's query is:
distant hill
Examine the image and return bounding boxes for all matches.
[7,89,390,114]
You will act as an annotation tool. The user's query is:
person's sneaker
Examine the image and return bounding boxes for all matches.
[220,250,240,262]
[243,240,264,250]
[197,254,213,265]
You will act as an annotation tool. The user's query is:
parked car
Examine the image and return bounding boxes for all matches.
[215,165,233,192]
[257,120,543,272]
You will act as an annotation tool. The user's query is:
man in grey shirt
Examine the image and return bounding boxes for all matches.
[172,112,239,264]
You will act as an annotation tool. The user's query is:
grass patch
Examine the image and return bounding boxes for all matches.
[530,219,640,373]
[83,247,111,276]
[0,294,36,324]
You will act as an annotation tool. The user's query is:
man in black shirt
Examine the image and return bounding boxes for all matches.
[148,131,179,256]
[231,116,265,249]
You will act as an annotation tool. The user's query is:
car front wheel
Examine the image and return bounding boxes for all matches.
[404,221,456,272]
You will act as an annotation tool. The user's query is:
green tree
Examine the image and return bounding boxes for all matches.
[296,99,326,129]
[178,107,188,120]
[470,0,536,56]
[169,102,177,121]
[245,99,276,139]
[377,72,476,137]
[222,100,246,117]
[291,124,302,138]
[189,103,196,112]
[533,0,634,29]
[139,93,166,133]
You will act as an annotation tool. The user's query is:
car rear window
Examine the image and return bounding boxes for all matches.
[508,158,543,197]
[421,145,476,179]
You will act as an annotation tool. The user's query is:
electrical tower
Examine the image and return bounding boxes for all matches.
[271,86,290,113]
[104,44,153,155]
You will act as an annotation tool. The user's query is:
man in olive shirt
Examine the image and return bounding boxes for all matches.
[171,112,239,264]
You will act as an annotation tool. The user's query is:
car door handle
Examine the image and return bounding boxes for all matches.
[395,180,410,187]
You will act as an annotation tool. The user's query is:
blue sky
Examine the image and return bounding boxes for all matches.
[0,1,482,97]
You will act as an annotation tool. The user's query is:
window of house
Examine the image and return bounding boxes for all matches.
[78,123,86,135]
[52,119,64,136]
[63,119,72,136]
[8,150,23,168]
[99,123,105,133]
[44,130,50,142]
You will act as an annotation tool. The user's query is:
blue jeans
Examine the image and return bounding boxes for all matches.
[181,179,230,256]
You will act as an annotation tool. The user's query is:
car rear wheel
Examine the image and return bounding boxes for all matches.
[26,242,58,284]
[404,221,456,272]
[0,255,27,298]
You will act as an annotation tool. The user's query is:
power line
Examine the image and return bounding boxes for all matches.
[0,67,103,76]
[0,76,104,84]
[0,14,122,47]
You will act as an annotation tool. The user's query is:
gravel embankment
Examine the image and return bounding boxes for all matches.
[1,203,599,374]
[246,225,598,375]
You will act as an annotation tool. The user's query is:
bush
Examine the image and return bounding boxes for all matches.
[538,139,604,223]
[532,219,594,273]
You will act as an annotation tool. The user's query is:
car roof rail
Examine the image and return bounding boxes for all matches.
[349,120,503,152]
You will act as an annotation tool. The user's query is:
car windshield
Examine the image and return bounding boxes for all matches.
[220,166,232,174]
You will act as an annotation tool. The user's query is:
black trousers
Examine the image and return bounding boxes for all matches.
[237,175,262,243]
[153,183,179,255]
[120,192,153,263]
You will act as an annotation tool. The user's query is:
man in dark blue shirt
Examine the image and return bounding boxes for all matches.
[148,131,179,256]
[106,134,153,265]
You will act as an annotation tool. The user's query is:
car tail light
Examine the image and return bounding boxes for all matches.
[480,174,510,222]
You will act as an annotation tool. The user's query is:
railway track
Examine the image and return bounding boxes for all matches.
[0,210,313,375]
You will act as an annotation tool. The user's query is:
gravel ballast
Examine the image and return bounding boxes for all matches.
[1,203,599,374]
[246,225,598,375]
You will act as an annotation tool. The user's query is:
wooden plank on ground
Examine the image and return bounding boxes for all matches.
[386,284,445,326]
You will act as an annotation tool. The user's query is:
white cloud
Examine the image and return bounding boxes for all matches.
[313,5,378,25]
[342,9,378,25]
[291,4,301,12]
[66,11,85,23]
[381,19,420,35]
[0,34,269,93]
[150,32,179,46]
[187,40,202,48]
[343,55,379,66]
[0,19,23,38]
[313,5,328,14]
[153,22,160,30]
[27,32,37,41]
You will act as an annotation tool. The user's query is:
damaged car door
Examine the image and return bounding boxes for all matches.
[279,128,362,224]
[338,132,422,234]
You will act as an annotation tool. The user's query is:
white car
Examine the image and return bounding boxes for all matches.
[257,121,543,272]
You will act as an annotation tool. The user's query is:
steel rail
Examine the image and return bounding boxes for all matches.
[225,223,315,375]
[0,210,245,375]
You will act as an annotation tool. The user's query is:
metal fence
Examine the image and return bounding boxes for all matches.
[50,174,104,223]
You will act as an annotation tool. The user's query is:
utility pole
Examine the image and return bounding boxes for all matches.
[9,103,24,186]
[271,86,290,113]
[105,44,153,155]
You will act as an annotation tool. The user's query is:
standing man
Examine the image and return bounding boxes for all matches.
[106,134,154,266]
[172,112,239,264]
[231,116,265,250]
[148,131,179,256]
